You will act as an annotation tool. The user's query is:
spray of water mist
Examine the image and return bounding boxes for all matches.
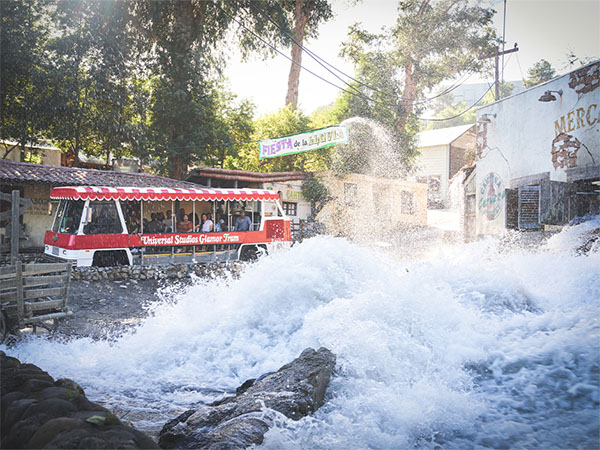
[2,216,598,448]
[333,117,409,179]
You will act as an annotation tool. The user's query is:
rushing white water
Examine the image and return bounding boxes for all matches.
[3,218,599,449]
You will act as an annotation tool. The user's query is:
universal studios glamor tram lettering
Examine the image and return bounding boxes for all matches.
[140,234,240,246]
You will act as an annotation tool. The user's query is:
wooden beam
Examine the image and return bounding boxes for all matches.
[22,263,70,276]
[22,274,69,288]
[11,190,20,263]
[0,192,33,205]
[23,286,66,300]
[0,208,25,222]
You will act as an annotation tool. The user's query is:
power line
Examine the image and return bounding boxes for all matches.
[249,2,486,106]
[417,82,494,122]
[221,6,399,112]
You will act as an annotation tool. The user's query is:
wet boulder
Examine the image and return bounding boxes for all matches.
[0,351,158,449]
[159,347,336,449]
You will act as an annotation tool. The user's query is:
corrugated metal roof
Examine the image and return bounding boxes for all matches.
[416,124,475,148]
[0,159,199,189]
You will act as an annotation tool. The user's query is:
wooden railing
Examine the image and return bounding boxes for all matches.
[0,262,72,335]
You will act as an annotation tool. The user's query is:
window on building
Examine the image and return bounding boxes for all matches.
[344,183,358,206]
[400,191,415,215]
[283,201,297,216]
[373,184,390,212]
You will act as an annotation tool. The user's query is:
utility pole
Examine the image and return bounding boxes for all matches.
[479,43,519,101]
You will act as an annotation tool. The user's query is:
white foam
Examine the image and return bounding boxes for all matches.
[3,221,599,447]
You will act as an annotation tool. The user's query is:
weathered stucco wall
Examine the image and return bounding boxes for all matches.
[475,60,600,236]
[22,184,56,248]
[263,180,312,223]
[316,172,427,239]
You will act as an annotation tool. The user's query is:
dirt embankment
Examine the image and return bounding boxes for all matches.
[54,278,189,341]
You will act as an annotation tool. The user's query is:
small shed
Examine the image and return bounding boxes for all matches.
[413,124,476,208]
[316,172,428,240]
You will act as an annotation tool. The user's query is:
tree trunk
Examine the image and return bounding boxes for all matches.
[169,155,188,180]
[397,58,417,131]
[285,0,310,109]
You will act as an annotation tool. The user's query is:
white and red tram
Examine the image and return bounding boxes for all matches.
[44,186,291,266]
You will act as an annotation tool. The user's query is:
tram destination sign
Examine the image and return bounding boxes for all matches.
[259,126,348,159]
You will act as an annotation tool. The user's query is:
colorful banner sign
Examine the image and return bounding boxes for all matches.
[259,126,349,159]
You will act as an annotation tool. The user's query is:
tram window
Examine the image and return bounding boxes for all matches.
[52,200,66,232]
[84,201,123,234]
[57,200,84,234]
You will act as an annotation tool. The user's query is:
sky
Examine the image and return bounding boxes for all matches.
[225,0,600,116]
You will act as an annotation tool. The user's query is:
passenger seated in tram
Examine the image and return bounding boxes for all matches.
[96,207,118,234]
[215,212,225,232]
[163,210,173,232]
[146,213,163,233]
[177,214,193,233]
[234,209,252,232]
[196,213,213,232]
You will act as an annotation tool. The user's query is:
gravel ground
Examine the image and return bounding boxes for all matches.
[52,278,191,341]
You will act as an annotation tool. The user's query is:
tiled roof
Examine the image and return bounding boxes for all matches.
[186,167,309,183]
[0,159,199,189]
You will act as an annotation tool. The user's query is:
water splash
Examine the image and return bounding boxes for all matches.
[333,117,407,178]
[3,221,599,448]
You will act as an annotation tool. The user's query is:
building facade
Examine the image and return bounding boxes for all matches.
[475,60,600,236]
[316,172,427,240]
[413,124,476,208]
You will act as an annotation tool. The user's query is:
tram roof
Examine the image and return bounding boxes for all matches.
[50,186,280,202]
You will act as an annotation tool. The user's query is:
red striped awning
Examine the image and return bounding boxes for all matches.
[50,186,280,202]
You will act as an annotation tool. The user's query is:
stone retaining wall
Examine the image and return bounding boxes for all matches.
[71,262,245,282]
[0,252,245,283]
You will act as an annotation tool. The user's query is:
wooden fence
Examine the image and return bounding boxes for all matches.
[0,262,72,337]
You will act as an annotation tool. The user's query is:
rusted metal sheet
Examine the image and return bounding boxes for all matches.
[539,179,574,225]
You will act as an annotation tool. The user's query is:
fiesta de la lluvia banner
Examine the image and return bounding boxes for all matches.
[259,125,349,159]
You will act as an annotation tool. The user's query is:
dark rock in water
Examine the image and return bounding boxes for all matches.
[576,227,600,255]
[0,351,158,449]
[159,347,336,449]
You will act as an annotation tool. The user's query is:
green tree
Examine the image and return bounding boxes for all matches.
[0,1,52,159]
[524,59,557,88]
[132,0,292,179]
[423,82,514,131]
[205,89,256,169]
[342,0,496,131]
[48,0,140,165]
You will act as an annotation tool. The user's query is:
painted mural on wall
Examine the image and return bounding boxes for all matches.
[478,172,505,221]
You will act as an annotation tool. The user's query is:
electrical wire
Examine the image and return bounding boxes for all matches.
[249,2,486,106]
[417,82,494,121]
